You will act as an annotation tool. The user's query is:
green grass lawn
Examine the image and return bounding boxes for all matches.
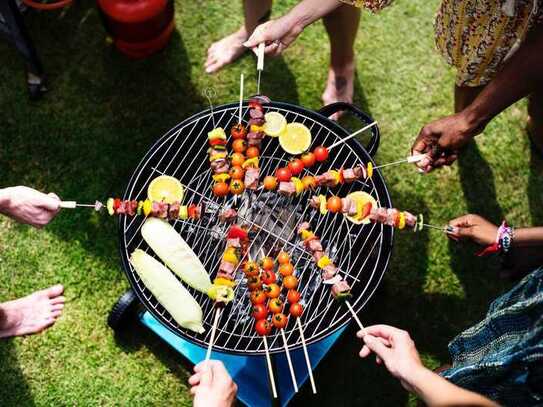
[1,0,542,405]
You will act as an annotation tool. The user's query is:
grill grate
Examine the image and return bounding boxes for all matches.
[119,102,393,355]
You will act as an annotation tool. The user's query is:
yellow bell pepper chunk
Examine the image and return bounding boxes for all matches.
[398,212,406,230]
[143,199,152,217]
[329,170,340,185]
[317,255,332,269]
[250,125,265,133]
[319,195,327,215]
[356,200,364,220]
[179,205,188,220]
[213,173,231,182]
[214,277,236,287]
[291,177,304,195]
[209,152,227,162]
[223,249,239,265]
[367,162,373,178]
[242,157,259,169]
[301,229,314,240]
[208,128,226,141]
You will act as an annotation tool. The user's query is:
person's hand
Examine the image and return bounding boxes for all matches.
[243,14,305,57]
[357,325,424,392]
[189,360,237,407]
[0,186,60,228]
[447,214,498,246]
[411,111,486,173]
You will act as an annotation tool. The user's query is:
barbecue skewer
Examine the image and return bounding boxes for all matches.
[422,223,457,233]
[204,308,222,361]
[345,300,367,336]
[262,335,278,399]
[60,201,103,211]
[373,154,425,169]
[280,328,299,393]
[296,317,317,394]
[328,121,378,151]
[238,73,244,123]
[256,42,265,95]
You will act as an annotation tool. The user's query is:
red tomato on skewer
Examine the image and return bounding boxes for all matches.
[314,146,329,162]
[255,319,272,336]
[272,313,288,329]
[288,158,304,176]
[283,275,298,290]
[269,298,283,314]
[301,152,316,167]
[276,167,292,182]
[250,290,267,305]
[287,289,301,303]
[261,269,277,285]
[289,303,304,318]
[252,304,268,320]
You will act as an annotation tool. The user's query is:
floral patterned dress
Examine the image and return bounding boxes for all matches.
[340,0,543,86]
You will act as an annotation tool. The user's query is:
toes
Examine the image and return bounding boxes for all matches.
[43,284,64,298]
[50,295,65,305]
[50,309,63,319]
[51,302,64,312]
[206,62,223,74]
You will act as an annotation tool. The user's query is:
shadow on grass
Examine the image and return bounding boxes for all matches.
[259,55,299,105]
[0,340,35,406]
[528,147,543,225]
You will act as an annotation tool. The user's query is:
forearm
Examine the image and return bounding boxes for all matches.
[463,25,543,129]
[408,367,498,406]
[513,227,543,247]
[286,0,343,30]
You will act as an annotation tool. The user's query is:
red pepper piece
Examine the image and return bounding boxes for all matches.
[227,224,248,240]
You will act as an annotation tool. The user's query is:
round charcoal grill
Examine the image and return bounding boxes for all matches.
[119,101,393,356]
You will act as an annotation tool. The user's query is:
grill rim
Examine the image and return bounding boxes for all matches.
[118,101,394,355]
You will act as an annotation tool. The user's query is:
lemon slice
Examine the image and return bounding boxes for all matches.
[263,112,287,137]
[279,122,312,155]
[147,175,184,204]
[345,191,377,225]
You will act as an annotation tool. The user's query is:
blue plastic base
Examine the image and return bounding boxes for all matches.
[140,311,345,407]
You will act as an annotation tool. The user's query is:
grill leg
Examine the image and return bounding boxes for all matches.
[0,0,47,99]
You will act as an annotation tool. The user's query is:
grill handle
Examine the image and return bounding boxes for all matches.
[318,102,380,157]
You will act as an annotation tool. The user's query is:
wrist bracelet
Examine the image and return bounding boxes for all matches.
[476,220,513,256]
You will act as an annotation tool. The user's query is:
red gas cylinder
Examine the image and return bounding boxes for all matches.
[97,0,175,59]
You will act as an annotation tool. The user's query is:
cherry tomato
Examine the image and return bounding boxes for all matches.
[260,256,275,271]
[263,176,277,191]
[229,165,245,180]
[232,139,247,153]
[269,298,283,314]
[246,146,260,158]
[283,275,298,290]
[247,275,262,291]
[314,146,329,162]
[301,152,316,167]
[252,304,268,320]
[250,290,267,305]
[288,158,304,176]
[277,251,290,264]
[231,123,247,140]
[301,175,316,190]
[265,283,281,299]
[244,261,260,277]
[276,167,292,182]
[213,182,229,197]
[327,196,343,213]
[278,263,294,277]
[289,303,303,318]
[230,179,245,195]
[287,289,301,303]
[231,152,245,167]
[255,319,272,336]
[261,269,277,285]
[272,313,288,329]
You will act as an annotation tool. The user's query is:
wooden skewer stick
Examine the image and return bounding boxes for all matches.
[345,300,367,336]
[256,43,265,95]
[263,336,278,399]
[373,154,426,170]
[328,121,378,151]
[296,317,317,394]
[239,73,244,123]
[280,329,299,393]
[205,308,222,361]
[60,201,103,211]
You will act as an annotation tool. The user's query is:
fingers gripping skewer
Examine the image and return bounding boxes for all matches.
[328,121,378,151]
[345,300,367,336]
[256,43,265,95]
[296,317,317,394]
[263,336,278,399]
[280,329,299,393]
[205,308,222,361]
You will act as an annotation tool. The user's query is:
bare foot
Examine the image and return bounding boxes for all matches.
[322,60,356,121]
[205,28,249,74]
[0,284,65,338]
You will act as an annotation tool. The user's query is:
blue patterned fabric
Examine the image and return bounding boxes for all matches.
[440,267,543,406]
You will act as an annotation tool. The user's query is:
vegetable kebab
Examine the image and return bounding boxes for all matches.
[240,97,268,191]
[106,198,205,220]
[297,222,352,301]
[208,127,232,197]
[262,163,374,197]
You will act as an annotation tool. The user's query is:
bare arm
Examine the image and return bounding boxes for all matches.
[412,25,543,171]
[359,325,499,406]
